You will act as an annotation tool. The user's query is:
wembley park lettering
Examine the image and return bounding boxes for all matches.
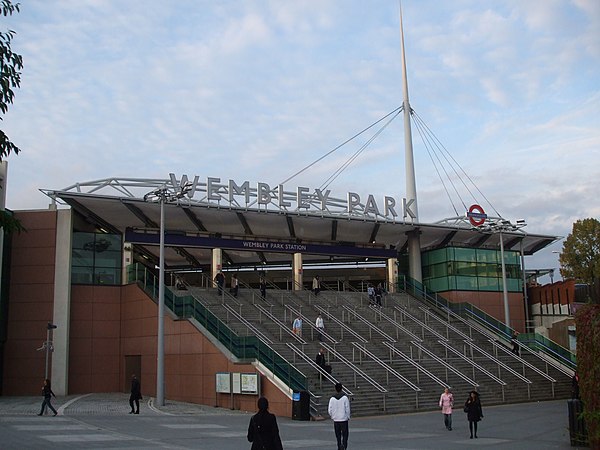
[168,173,417,221]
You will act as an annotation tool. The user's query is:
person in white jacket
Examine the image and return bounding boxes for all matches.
[328,383,350,450]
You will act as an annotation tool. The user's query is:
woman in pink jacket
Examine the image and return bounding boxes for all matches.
[439,387,454,430]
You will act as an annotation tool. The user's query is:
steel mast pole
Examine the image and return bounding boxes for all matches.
[399,5,422,283]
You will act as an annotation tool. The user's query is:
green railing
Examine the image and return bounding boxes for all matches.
[126,264,307,392]
[398,275,577,370]
[518,332,577,368]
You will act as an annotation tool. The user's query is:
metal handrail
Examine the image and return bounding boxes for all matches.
[313,304,368,344]
[382,342,449,389]
[351,342,420,391]
[487,339,556,383]
[462,340,532,384]
[418,306,473,341]
[518,333,577,371]
[234,276,277,306]
[341,305,396,342]
[374,308,423,343]
[399,274,577,368]
[393,306,448,341]
[198,272,243,307]
[518,341,573,378]
[222,303,273,344]
[127,263,307,392]
[410,340,479,387]
[321,342,388,393]
[254,303,307,344]
[286,343,349,393]
[436,340,506,386]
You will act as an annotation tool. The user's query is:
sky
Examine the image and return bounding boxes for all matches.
[2,0,599,282]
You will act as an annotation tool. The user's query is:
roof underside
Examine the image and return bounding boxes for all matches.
[51,191,559,270]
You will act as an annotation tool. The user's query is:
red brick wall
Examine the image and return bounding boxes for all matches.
[442,290,526,332]
[3,210,58,395]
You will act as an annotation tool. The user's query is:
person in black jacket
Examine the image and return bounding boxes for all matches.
[38,378,58,416]
[129,374,142,414]
[247,397,283,450]
[464,390,483,439]
[316,348,332,374]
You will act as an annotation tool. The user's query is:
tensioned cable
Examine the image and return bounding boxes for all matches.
[319,109,402,192]
[412,110,503,218]
[412,113,471,211]
[412,115,461,216]
[278,106,403,186]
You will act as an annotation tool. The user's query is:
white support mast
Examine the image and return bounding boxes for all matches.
[399,4,423,283]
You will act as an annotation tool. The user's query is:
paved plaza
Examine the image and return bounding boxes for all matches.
[0,394,576,449]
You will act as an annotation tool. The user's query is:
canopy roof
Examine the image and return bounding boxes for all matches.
[42,177,559,269]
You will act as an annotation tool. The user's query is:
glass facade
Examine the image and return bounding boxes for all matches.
[71,232,122,285]
[422,246,522,293]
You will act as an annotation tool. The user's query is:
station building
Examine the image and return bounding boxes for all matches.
[0,173,560,415]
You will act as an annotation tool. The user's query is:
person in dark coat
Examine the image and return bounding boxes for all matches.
[37,378,58,416]
[247,397,283,450]
[129,374,142,414]
[316,348,332,374]
[464,390,483,439]
[215,271,225,295]
[259,276,267,301]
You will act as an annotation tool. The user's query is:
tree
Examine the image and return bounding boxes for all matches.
[0,0,22,161]
[0,0,23,234]
[559,218,600,287]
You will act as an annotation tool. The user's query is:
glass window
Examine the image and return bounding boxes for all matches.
[476,249,498,264]
[455,276,478,290]
[427,277,449,292]
[72,232,122,285]
[478,277,500,291]
[455,261,478,277]
[454,248,477,262]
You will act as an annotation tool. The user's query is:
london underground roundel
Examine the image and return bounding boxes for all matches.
[467,204,487,227]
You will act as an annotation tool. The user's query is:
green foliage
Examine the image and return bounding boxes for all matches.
[575,304,600,446]
[0,0,22,161]
[559,218,600,285]
[0,209,23,233]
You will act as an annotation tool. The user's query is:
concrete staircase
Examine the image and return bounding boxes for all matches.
[178,285,572,418]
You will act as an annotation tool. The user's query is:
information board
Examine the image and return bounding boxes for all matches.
[241,373,259,394]
[216,372,230,393]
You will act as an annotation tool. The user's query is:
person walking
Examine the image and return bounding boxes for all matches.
[312,275,321,296]
[464,390,483,438]
[37,378,58,416]
[247,397,283,450]
[316,348,332,374]
[511,331,520,356]
[129,374,142,414]
[328,383,351,450]
[214,270,225,296]
[439,387,454,430]
[374,284,382,307]
[231,273,239,298]
[315,313,325,341]
[367,284,375,305]
[259,275,267,301]
[292,316,302,338]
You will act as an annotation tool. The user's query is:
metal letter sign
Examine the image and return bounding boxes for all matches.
[165,173,412,221]
[467,204,487,227]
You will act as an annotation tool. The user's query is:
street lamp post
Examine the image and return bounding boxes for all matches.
[498,229,510,328]
[144,182,192,407]
[476,219,527,329]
